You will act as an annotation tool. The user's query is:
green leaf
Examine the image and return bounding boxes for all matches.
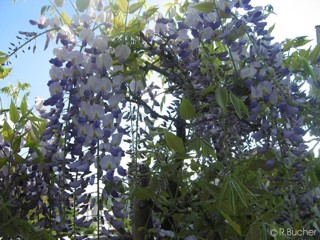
[60,11,71,26]
[0,66,12,80]
[76,0,90,12]
[127,18,146,34]
[300,56,316,80]
[144,5,158,19]
[220,210,242,235]
[164,131,185,153]
[230,178,248,208]
[14,153,24,164]
[268,23,275,34]
[200,85,215,97]
[218,177,229,206]
[129,1,145,14]
[0,158,7,168]
[12,135,22,152]
[293,36,312,48]
[282,39,294,52]
[193,2,214,13]
[229,93,242,119]
[190,159,199,171]
[199,137,216,158]
[312,206,320,219]
[246,225,261,240]
[40,5,52,15]
[2,120,14,141]
[0,56,8,65]
[310,43,320,64]
[313,221,320,232]
[215,87,229,111]
[117,0,128,12]
[131,187,154,200]
[9,100,20,124]
[20,95,28,115]
[239,100,249,116]
[179,97,196,120]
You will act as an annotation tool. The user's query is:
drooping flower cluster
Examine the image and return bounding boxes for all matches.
[29,2,132,236]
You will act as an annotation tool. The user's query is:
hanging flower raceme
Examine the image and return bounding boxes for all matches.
[28,3,132,236]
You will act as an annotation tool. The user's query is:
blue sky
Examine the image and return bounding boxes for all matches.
[0,0,56,106]
[0,0,320,107]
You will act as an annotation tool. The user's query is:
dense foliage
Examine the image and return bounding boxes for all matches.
[1,0,320,239]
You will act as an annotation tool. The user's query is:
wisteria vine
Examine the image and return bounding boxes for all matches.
[1,0,320,239]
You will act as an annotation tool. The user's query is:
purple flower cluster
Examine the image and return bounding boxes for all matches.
[140,0,311,228]
[143,0,308,158]
[30,5,131,236]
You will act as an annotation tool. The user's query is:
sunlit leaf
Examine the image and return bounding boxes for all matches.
[0,51,7,57]
[112,17,126,35]
[2,120,14,141]
[10,100,20,124]
[127,18,145,34]
[19,95,28,115]
[310,43,320,64]
[60,11,71,26]
[117,0,128,12]
[0,66,12,79]
[129,1,145,14]
[0,56,8,65]
[144,5,158,19]
[193,2,214,13]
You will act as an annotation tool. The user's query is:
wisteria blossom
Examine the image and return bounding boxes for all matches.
[1,0,318,239]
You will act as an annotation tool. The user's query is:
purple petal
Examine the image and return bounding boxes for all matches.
[104,211,112,221]
[111,218,123,230]
[75,216,85,225]
[117,166,127,176]
[113,200,125,210]
[112,207,125,219]
[89,174,95,185]
[69,179,82,188]
[76,162,90,172]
